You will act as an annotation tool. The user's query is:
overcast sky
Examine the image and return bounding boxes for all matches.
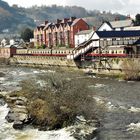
[3,0,140,17]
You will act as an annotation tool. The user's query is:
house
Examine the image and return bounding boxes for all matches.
[91,30,140,56]
[68,30,140,60]
[98,19,134,31]
[0,45,16,58]
[1,38,9,47]
[75,29,93,47]
[34,17,89,48]
[34,23,46,46]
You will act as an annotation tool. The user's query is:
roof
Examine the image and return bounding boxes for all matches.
[133,39,140,45]
[107,45,126,50]
[4,45,16,48]
[109,19,133,29]
[76,29,92,35]
[96,30,140,38]
[71,18,81,26]
[124,26,140,31]
[43,23,53,30]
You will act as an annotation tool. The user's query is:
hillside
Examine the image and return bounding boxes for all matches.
[0,0,128,34]
[0,0,35,34]
[25,5,127,27]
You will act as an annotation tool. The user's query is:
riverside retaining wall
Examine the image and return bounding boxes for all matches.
[9,55,140,75]
[10,55,80,68]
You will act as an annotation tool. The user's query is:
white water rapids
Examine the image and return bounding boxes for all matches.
[0,98,75,140]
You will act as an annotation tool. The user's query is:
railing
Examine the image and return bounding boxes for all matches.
[67,39,99,60]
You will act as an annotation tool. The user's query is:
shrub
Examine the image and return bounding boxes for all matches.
[41,44,46,49]
[121,58,140,80]
[10,70,103,130]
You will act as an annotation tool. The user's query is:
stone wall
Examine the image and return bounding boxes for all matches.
[10,55,80,68]
[9,54,125,70]
[9,55,140,75]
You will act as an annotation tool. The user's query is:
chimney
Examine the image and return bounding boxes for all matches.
[127,14,131,20]
[57,19,62,24]
[64,18,69,23]
[45,20,48,25]
[92,26,96,31]
[70,17,76,22]
[115,17,120,21]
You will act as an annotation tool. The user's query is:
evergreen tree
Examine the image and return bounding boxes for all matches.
[135,14,140,26]
[21,28,33,42]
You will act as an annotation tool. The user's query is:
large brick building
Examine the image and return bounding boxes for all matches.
[34,17,89,48]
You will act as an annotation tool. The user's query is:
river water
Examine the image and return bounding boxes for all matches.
[0,65,140,140]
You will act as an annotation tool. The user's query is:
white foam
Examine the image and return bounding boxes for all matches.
[93,97,105,105]
[127,81,135,83]
[93,96,117,111]
[128,106,140,113]
[36,80,47,87]
[33,70,40,74]
[0,105,75,140]
[94,84,106,88]
[0,77,6,81]
[127,123,140,132]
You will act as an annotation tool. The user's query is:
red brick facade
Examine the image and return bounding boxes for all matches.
[34,17,89,48]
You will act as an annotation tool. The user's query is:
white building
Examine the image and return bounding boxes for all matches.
[98,19,134,31]
[75,29,93,47]
[124,26,140,31]
[1,39,8,47]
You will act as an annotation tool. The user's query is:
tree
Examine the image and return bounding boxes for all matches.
[135,14,140,26]
[21,28,33,42]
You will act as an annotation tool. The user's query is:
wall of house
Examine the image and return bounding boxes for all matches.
[72,19,89,48]
[75,33,90,46]
[34,27,45,47]
[0,47,16,58]
[98,23,112,31]
[35,18,89,49]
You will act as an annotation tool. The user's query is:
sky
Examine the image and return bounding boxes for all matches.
[3,0,140,17]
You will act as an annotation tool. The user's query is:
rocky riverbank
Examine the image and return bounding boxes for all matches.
[0,66,104,140]
[5,94,29,129]
[0,93,100,139]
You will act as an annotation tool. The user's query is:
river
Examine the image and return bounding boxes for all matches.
[0,65,140,140]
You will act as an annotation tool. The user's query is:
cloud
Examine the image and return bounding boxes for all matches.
[66,0,129,11]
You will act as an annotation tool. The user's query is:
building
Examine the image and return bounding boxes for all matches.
[34,17,89,48]
[67,30,140,60]
[1,38,8,47]
[98,19,134,31]
[34,24,45,47]
[0,46,17,58]
[75,29,93,47]
[92,30,140,55]
[124,26,140,31]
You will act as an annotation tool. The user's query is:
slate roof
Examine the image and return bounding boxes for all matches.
[124,26,140,31]
[133,39,140,45]
[109,19,133,28]
[43,23,53,30]
[96,30,140,38]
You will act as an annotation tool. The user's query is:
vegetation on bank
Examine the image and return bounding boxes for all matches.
[8,71,103,130]
[122,59,140,81]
